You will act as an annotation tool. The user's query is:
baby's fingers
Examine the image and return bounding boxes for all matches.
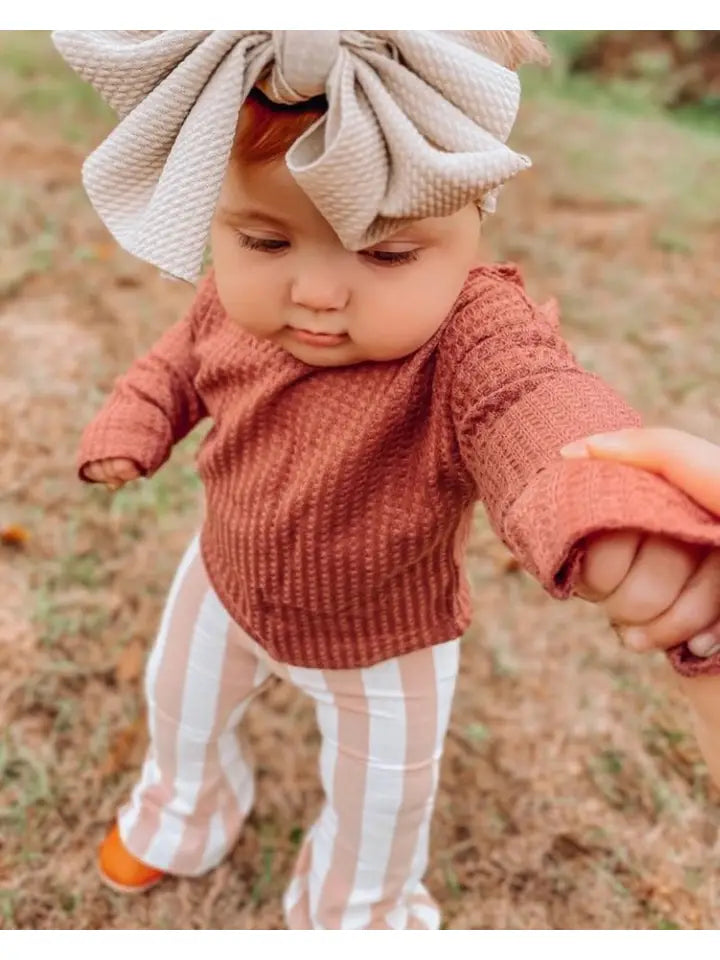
[83,461,108,484]
[577,529,642,601]
[84,458,140,489]
[601,534,701,631]
[106,458,141,488]
[620,549,720,655]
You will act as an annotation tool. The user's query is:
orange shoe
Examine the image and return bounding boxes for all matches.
[98,823,166,894]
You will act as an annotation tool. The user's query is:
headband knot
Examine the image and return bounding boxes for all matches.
[269,30,341,101]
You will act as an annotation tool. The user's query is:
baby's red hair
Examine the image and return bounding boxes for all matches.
[233,89,327,165]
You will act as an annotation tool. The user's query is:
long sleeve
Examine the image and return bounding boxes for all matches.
[447,266,720,677]
[77,272,215,480]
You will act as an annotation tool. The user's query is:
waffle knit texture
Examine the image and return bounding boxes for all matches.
[77,264,720,676]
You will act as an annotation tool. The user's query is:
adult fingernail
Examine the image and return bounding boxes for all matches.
[560,441,589,458]
[586,434,633,452]
[622,627,649,652]
[688,633,720,658]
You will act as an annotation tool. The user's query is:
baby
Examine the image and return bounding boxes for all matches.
[54,30,720,929]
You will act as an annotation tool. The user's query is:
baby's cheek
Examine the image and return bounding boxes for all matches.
[217,278,282,338]
[356,315,437,361]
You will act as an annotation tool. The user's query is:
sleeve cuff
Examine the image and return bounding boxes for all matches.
[502,457,720,678]
[77,398,173,481]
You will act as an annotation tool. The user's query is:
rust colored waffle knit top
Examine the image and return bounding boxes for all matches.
[78,265,720,676]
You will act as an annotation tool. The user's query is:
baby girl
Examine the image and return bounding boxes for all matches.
[53,30,720,929]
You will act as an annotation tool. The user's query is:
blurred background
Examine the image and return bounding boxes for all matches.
[0,31,719,930]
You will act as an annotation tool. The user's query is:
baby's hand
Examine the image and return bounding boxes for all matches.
[83,457,141,491]
[577,530,720,658]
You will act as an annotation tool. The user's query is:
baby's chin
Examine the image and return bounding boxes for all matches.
[277,337,425,368]
[289,349,365,368]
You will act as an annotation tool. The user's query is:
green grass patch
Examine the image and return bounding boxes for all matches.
[652,228,694,255]
[0,731,54,842]
[464,722,491,745]
[0,31,113,142]
[515,97,720,232]
[529,32,720,138]
[106,429,207,538]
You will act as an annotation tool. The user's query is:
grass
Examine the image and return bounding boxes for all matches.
[513,96,720,231]
[0,31,112,143]
[108,445,205,528]
[0,731,55,841]
[530,32,720,138]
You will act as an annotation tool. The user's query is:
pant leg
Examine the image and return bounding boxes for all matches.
[117,535,272,876]
[282,639,460,930]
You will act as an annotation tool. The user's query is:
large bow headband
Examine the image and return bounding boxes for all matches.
[52,30,532,283]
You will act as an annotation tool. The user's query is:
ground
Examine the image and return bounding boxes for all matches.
[1,33,720,930]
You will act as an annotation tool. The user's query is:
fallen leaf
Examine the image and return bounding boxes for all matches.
[1,524,30,547]
[100,716,147,777]
[115,639,145,684]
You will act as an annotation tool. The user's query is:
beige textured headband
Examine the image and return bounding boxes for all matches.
[52,30,533,283]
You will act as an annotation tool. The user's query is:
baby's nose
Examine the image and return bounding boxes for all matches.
[290,272,349,312]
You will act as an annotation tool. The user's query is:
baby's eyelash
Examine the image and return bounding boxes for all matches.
[235,231,419,266]
[363,249,420,266]
[236,232,288,253]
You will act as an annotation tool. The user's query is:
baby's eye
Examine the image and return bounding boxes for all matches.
[362,248,420,267]
[237,232,289,253]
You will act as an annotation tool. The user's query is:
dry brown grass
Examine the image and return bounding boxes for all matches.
[1,32,719,930]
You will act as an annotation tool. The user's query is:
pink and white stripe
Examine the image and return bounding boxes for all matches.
[117,535,459,928]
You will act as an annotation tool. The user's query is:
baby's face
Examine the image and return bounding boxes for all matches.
[210,155,482,367]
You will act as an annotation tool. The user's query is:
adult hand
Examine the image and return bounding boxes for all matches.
[561,427,720,659]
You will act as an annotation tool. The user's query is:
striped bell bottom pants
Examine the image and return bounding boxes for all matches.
[116,535,460,929]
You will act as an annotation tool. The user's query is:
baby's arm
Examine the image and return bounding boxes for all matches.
[78,273,215,483]
[447,268,720,675]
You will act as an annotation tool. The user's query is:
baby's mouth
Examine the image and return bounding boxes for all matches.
[287,328,349,347]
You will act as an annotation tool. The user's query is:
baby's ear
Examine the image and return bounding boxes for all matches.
[477,31,551,70]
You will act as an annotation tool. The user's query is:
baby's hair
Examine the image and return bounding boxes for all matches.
[233,89,327,165]
[478,30,551,70]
